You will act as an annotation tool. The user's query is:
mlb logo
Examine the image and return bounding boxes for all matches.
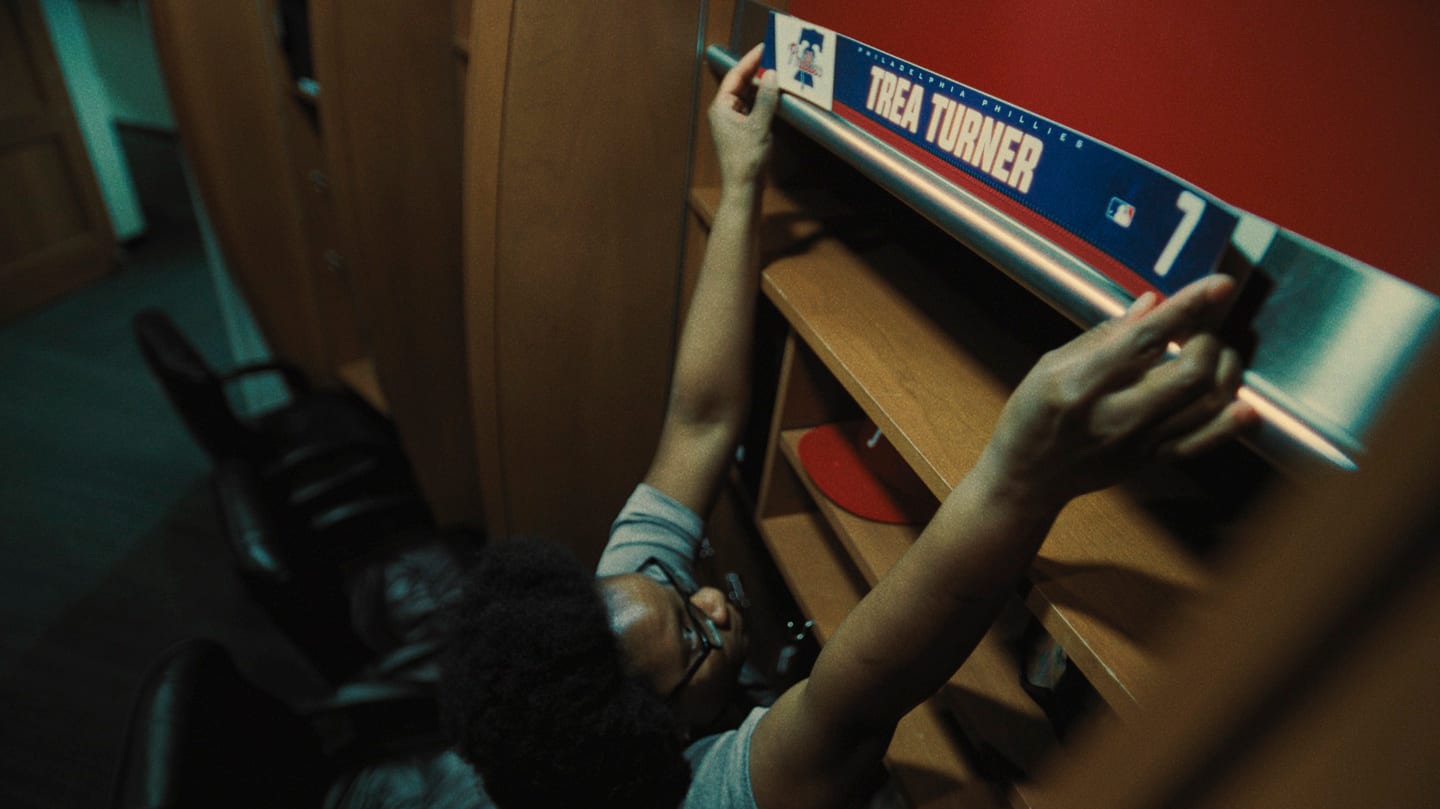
[1106,197,1136,228]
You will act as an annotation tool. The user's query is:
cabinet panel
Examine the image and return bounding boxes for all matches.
[311,0,478,524]
[463,0,705,560]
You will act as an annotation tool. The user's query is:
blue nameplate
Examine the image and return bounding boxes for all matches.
[763,12,1240,296]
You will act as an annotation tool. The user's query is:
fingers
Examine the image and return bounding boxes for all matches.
[985,277,1253,503]
[709,44,778,187]
[1122,275,1236,352]
[718,44,765,103]
[1089,327,1255,463]
[1064,275,1239,399]
[1146,342,1245,439]
[1124,290,1159,319]
[1092,333,1224,436]
[1164,399,1258,457]
[1073,275,1251,458]
[715,45,777,128]
[750,69,779,128]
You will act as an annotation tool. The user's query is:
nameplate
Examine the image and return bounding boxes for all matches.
[763,11,1240,296]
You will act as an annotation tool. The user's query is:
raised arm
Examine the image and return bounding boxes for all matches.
[749,277,1259,809]
[643,45,779,516]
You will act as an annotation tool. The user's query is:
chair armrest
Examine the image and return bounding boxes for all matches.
[265,437,404,482]
[370,639,446,680]
[305,495,435,563]
[211,461,293,582]
[219,361,310,396]
[264,438,422,522]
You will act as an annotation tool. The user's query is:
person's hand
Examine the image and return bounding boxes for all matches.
[976,275,1258,509]
[710,44,779,190]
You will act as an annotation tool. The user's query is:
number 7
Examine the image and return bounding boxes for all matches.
[1154,190,1205,277]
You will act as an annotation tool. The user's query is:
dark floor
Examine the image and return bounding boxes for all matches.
[0,130,326,808]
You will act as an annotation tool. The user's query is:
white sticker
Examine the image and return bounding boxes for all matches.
[773,15,837,111]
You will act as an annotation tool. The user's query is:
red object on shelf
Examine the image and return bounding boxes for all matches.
[797,422,935,525]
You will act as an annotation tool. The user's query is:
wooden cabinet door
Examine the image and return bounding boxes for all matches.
[463,0,704,558]
[0,0,113,322]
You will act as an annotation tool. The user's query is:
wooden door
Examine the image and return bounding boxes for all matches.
[0,0,114,322]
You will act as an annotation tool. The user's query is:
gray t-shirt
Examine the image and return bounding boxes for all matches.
[598,484,764,809]
[325,750,490,809]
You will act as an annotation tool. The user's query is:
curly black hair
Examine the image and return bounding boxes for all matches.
[438,537,691,809]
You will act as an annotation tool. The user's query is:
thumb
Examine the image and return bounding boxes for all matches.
[750,71,779,128]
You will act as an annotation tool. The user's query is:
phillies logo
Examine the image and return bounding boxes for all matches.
[788,27,826,88]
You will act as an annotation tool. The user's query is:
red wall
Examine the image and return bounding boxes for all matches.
[788,0,1440,295]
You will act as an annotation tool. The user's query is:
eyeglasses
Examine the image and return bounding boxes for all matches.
[639,557,724,699]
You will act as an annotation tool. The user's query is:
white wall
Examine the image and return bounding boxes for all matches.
[185,165,288,416]
[38,0,146,241]
[74,0,175,131]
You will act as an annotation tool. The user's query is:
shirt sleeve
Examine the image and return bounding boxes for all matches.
[681,706,765,809]
[595,483,705,590]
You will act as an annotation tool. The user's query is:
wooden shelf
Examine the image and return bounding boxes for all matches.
[779,427,1061,808]
[757,511,1001,809]
[887,701,1005,809]
[757,511,862,644]
[777,426,926,582]
[692,184,1214,720]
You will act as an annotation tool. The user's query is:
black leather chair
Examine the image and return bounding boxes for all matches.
[112,639,457,809]
[210,456,478,684]
[132,308,420,518]
[134,308,460,683]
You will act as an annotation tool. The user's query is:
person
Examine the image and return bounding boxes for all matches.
[438,43,1257,809]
